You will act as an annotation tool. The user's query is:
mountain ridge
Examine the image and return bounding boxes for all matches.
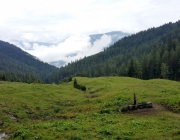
[0,40,58,82]
[47,20,180,83]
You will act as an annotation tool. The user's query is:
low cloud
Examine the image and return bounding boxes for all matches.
[14,34,112,66]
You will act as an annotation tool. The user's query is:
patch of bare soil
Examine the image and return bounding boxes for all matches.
[8,115,18,121]
[125,104,166,115]
[0,132,9,140]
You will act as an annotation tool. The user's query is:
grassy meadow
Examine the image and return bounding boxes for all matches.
[0,77,180,140]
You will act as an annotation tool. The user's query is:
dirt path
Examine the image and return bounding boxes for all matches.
[125,103,167,115]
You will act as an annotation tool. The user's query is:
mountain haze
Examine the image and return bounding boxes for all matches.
[47,31,129,67]
[12,31,129,68]
[89,31,129,45]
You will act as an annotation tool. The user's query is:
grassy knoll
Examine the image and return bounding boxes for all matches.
[0,77,180,140]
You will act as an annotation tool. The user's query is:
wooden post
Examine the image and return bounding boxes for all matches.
[134,94,136,105]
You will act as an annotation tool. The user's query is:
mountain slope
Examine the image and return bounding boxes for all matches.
[0,40,58,82]
[47,20,180,83]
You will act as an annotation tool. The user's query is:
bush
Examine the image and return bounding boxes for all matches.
[81,85,86,91]
[73,78,86,91]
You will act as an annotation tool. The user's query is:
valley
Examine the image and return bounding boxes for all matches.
[0,1,180,140]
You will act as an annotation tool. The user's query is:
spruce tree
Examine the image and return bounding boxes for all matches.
[74,78,77,86]
[2,74,5,81]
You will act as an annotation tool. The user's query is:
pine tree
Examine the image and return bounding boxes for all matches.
[128,59,135,77]
[161,63,169,79]
[2,74,5,81]
[74,78,77,86]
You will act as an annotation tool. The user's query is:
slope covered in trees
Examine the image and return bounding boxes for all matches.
[47,21,180,83]
[0,40,58,83]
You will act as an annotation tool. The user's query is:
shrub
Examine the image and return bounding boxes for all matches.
[73,78,86,91]
[81,85,86,91]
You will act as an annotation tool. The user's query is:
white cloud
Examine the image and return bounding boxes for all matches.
[22,34,111,64]
[0,0,180,64]
[89,34,112,54]
[1,0,179,35]
[22,42,31,50]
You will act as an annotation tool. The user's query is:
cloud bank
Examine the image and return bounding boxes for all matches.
[14,34,112,67]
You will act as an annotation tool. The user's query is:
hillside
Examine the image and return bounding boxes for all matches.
[0,40,58,83]
[47,21,180,83]
[0,77,180,139]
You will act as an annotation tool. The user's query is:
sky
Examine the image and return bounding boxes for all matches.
[0,0,180,66]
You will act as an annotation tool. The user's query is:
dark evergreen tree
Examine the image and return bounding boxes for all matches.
[74,78,77,86]
[128,59,135,77]
[161,63,169,79]
[2,74,5,81]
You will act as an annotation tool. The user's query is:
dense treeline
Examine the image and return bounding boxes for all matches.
[0,40,58,83]
[0,71,43,83]
[47,20,180,83]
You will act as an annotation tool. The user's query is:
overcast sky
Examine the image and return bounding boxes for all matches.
[0,0,180,65]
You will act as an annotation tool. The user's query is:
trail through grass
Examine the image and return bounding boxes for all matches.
[0,77,180,139]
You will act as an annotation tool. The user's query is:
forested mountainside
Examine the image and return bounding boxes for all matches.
[47,20,180,83]
[49,31,129,68]
[0,40,58,83]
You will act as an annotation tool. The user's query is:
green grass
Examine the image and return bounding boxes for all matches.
[0,77,180,140]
